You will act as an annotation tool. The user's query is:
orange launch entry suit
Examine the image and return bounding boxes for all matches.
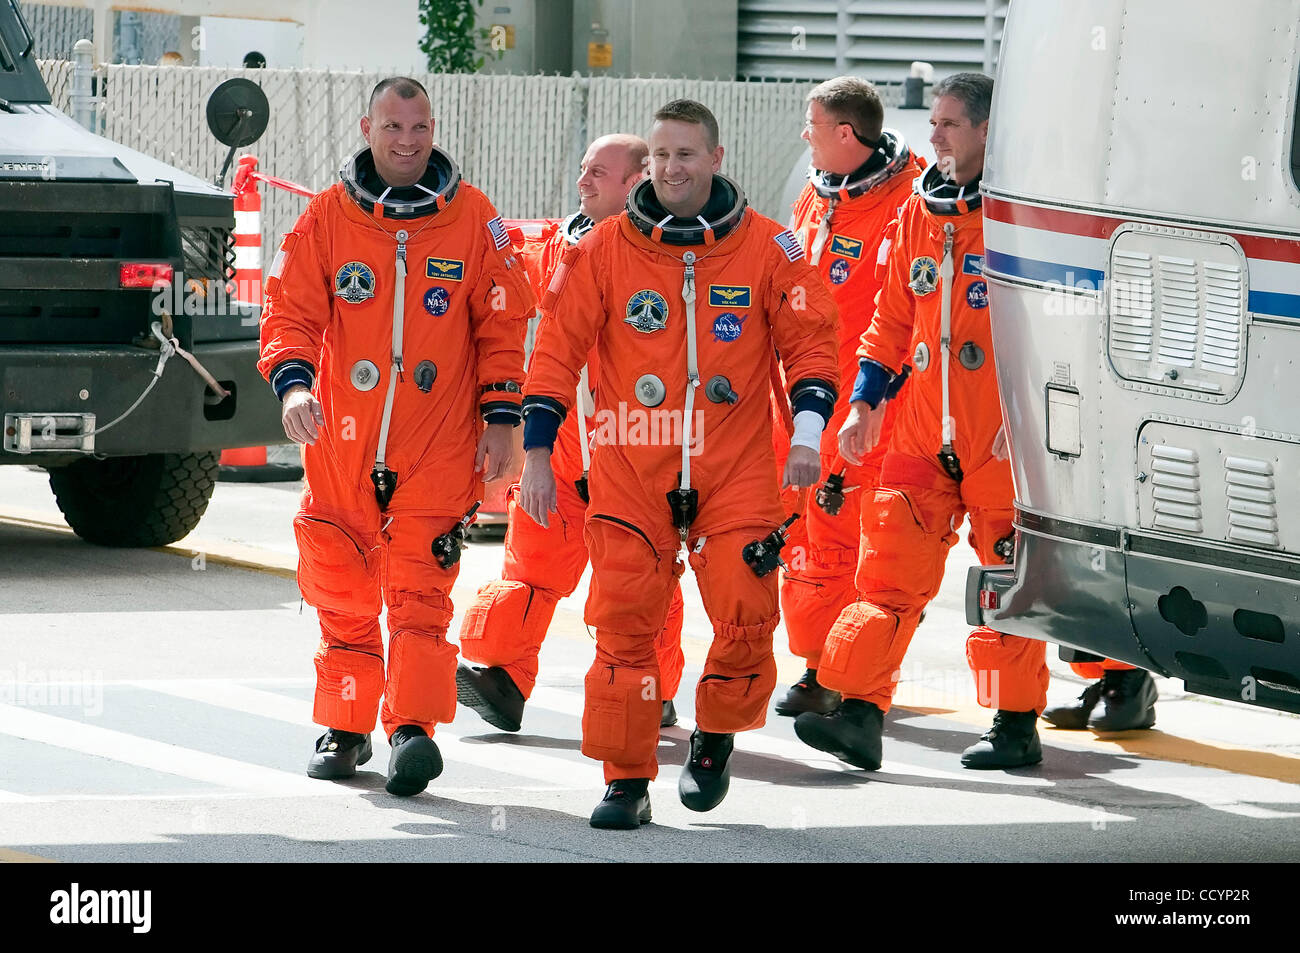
[260,150,533,740]
[776,144,922,669]
[524,178,839,782]
[820,170,1050,716]
[458,215,686,700]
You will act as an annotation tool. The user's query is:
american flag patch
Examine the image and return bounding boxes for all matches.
[487,216,510,251]
[774,229,804,262]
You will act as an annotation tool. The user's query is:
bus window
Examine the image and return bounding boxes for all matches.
[1292,71,1300,193]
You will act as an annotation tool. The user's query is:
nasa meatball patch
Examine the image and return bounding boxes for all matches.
[966,279,989,309]
[829,259,851,284]
[712,312,746,342]
[423,286,451,316]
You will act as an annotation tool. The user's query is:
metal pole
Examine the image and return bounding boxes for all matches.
[984,0,998,75]
[71,39,97,132]
[568,73,589,215]
[835,0,850,73]
[92,0,112,68]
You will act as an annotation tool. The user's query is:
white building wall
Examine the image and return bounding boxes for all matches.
[198,16,305,69]
[299,0,426,72]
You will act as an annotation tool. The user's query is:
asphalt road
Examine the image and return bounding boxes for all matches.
[1,465,1298,863]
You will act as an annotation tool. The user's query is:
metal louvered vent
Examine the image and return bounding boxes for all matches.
[737,0,1009,82]
[1224,456,1279,548]
[1156,255,1198,366]
[1107,226,1247,397]
[1202,262,1245,374]
[1149,444,1203,534]
[1110,249,1154,360]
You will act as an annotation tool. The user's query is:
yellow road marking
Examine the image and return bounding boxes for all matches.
[0,847,57,863]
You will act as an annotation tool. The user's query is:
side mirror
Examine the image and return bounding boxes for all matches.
[206,77,270,188]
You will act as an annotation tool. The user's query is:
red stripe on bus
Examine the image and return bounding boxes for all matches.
[983,196,1300,263]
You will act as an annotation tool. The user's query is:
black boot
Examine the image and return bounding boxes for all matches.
[774,668,842,717]
[456,663,525,732]
[386,724,443,796]
[1090,669,1158,731]
[307,728,372,780]
[1041,680,1104,730]
[678,729,734,812]
[660,699,678,728]
[589,778,652,829]
[961,709,1043,769]
[793,699,884,770]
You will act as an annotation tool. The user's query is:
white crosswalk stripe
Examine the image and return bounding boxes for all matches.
[0,679,615,800]
[131,677,602,789]
[11,673,1299,846]
[0,676,1076,804]
[0,701,330,798]
[125,679,310,725]
[3,675,1273,817]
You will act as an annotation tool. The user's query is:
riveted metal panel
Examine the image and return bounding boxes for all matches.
[1137,421,1300,552]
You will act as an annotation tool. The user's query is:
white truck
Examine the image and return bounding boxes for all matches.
[967,0,1300,715]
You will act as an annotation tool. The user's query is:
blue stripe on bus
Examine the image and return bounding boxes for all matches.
[988,249,1300,320]
[1248,290,1300,320]
[984,249,1105,290]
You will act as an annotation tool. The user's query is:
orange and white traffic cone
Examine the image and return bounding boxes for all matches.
[231,155,262,306]
[218,445,304,483]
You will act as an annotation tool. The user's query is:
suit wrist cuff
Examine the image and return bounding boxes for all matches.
[522,396,565,450]
[270,360,315,401]
[790,377,837,425]
[850,359,892,409]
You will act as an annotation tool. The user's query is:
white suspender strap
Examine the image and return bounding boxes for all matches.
[375,229,408,471]
[808,197,837,266]
[939,223,956,452]
[680,250,700,494]
[577,364,592,477]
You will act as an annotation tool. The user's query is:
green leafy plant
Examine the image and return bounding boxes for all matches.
[419,0,496,73]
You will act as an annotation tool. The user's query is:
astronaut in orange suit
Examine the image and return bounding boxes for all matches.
[456,134,687,733]
[793,73,1052,771]
[259,78,533,797]
[519,100,839,830]
[772,77,923,719]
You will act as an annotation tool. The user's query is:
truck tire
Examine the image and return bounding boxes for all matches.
[48,452,220,547]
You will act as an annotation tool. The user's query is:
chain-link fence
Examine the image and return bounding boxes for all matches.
[37,58,75,111]
[16,1,91,60]
[35,61,835,256]
[587,76,817,219]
